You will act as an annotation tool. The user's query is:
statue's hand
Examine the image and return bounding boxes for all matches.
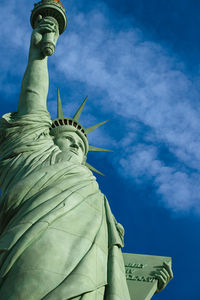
[153,261,173,293]
[30,15,59,58]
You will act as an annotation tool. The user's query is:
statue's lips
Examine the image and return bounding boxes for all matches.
[69,149,78,155]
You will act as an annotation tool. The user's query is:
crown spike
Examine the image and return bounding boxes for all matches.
[89,146,113,152]
[85,162,104,176]
[73,96,88,122]
[57,88,64,119]
[85,120,108,134]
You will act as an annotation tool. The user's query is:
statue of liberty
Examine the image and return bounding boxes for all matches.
[0,1,172,299]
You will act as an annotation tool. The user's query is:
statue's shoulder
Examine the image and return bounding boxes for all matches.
[0,111,52,131]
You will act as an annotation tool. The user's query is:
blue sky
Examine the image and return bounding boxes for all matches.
[0,0,199,299]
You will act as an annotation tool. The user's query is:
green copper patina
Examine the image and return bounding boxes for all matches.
[0,1,172,299]
[123,253,173,300]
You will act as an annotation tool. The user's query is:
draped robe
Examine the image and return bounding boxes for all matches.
[0,111,130,300]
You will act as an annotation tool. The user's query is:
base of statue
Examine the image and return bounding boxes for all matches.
[123,253,172,300]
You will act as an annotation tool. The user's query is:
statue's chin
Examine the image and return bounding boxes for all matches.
[55,150,82,164]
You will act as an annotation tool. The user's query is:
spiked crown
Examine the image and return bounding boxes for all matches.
[50,89,112,175]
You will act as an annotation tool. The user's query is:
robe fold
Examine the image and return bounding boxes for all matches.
[0,111,130,300]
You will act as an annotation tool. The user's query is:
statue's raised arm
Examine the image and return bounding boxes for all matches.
[18,16,59,115]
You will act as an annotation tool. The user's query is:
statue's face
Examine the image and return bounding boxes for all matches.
[54,131,85,163]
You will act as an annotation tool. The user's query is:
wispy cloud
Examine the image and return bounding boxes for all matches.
[54,6,200,214]
[1,0,200,214]
[0,0,31,96]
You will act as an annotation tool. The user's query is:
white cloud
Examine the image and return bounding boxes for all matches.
[53,8,200,213]
[120,144,200,213]
[0,0,31,94]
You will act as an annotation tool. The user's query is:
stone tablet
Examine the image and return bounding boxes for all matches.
[123,253,172,300]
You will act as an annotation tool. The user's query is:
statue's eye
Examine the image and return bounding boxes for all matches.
[65,136,74,143]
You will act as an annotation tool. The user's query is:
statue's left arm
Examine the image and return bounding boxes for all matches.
[18,16,59,115]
